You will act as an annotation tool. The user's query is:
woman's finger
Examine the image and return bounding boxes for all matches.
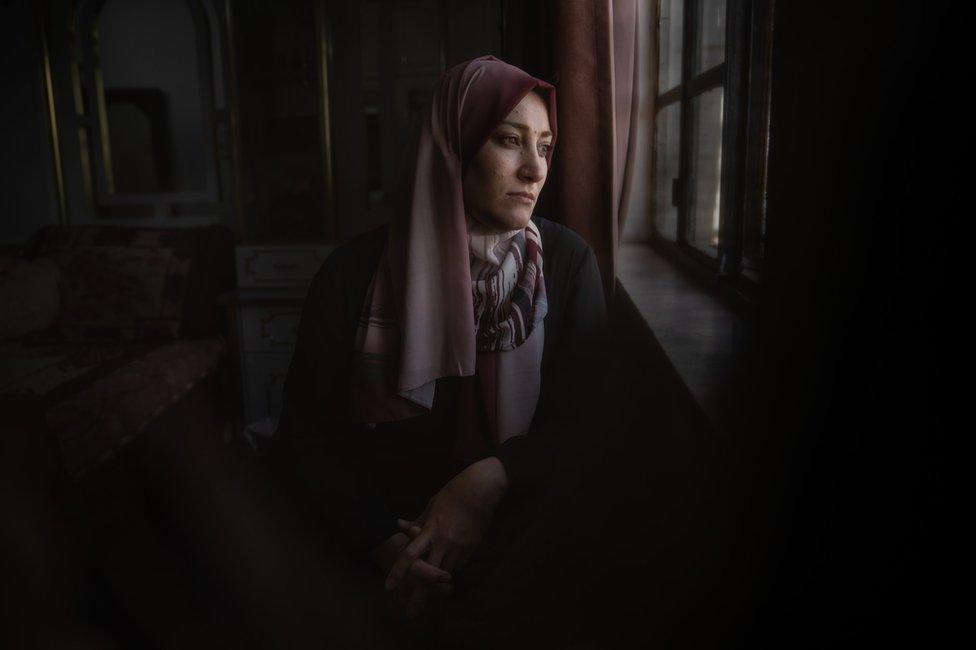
[407,558,452,583]
[397,518,423,538]
[386,532,435,590]
[416,503,431,527]
[427,541,447,569]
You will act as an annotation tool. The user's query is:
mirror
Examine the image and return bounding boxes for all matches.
[88,0,218,201]
[99,0,205,193]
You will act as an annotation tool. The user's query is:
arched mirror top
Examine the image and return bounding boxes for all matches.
[76,0,222,209]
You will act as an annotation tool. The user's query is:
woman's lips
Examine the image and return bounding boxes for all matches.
[507,192,535,204]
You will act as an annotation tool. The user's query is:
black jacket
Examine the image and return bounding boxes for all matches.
[269,216,606,551]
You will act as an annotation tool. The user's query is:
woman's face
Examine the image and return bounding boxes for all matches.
[463,91,552,232]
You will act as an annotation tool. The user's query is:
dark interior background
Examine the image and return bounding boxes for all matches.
[0,0,958,647]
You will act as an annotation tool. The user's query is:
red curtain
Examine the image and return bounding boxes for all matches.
[553,0,640,302]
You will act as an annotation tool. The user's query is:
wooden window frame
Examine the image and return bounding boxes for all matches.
[649,0,774,298]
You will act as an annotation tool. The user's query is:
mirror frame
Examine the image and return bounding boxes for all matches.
[77,0,221,211]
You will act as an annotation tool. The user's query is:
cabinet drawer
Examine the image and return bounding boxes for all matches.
[236,245,332,288]
[240,306,301,352]
[242,352,293,424]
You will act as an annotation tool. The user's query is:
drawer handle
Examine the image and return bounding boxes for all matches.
[272,263,299,271]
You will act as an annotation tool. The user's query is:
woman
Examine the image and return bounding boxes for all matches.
[270,55,606,639]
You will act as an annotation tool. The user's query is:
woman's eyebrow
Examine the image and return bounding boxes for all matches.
[499,121,553,138]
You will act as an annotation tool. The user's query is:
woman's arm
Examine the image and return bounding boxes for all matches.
[490,244,608,495]
[387,244,608,590]
[267,254,401,553]
[385,456,507,588]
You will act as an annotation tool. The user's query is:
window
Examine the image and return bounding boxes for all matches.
[651,0,773,285]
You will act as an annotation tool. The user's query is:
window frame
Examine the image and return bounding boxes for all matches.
[649,0,774,295]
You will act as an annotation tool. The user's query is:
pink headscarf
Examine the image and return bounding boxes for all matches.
[349,56,557,443]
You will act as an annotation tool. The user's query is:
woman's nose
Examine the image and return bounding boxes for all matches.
[518,148,546,183]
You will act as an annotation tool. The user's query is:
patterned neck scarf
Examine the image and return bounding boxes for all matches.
[471,220,548,352]
[348,218,548,440]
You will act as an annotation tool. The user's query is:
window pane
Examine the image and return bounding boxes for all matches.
[654,103,681,241]
[686,87,723,256]
[693,0,726,74]
[657,0,684,93]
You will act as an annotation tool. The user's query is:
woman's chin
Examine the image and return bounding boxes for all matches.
[498,209,534,231]
[473,210,533,232]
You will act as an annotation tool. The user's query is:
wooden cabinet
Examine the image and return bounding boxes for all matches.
[239,306,302,352]
[224,244,331,426]
[332,0,503,240]
[234,244,331,288]
[240,327,296,425]
[221,288,313,427]
[225,0,336,428]
[230,0,335,242]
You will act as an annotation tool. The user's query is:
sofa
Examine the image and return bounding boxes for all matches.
[0,223,236,479]
[0,224,278,645]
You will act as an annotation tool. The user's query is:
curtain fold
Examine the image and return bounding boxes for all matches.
[553,0,640,303]
[613,0,641,243]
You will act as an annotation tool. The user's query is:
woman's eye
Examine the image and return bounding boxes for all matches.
[501,135,520,146]
[538,143,552,155]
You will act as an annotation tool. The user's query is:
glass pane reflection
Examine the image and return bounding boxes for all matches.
[657,0,684,93]
[687,87,723,256]
[694,0,726,73]
[654,103,681,241]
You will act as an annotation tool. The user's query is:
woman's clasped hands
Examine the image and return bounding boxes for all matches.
[379,457,509,619]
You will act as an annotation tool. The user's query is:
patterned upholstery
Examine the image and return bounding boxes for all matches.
[0,340,148,402]
[0,224,236,478]
[47,339,225,478]
[29,224,234,340]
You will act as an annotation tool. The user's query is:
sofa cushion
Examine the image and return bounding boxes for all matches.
[29,225,234,340]
[55,244,189,339]
[0,257,60,340]
[45,339,225,478]
[0,340,149,402]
